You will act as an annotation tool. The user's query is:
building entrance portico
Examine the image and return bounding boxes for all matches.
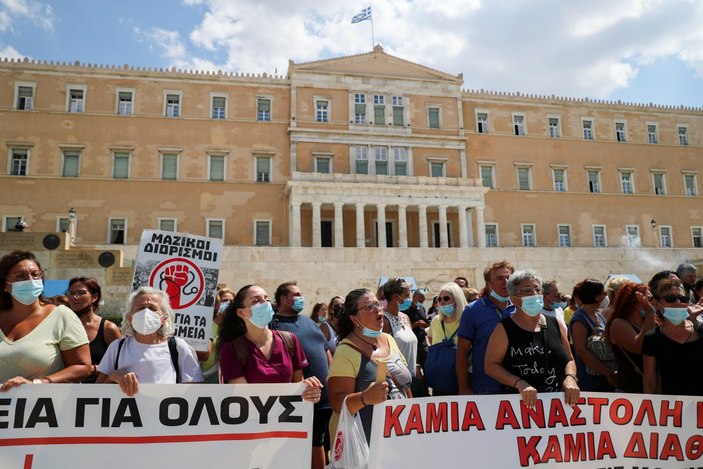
[286,173,487,248]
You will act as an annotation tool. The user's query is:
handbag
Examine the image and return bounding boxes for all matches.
[424,321,459,393]
[328,396,369,469]
[583,313,617,376]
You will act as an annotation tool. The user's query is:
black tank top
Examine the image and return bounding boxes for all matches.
[89,318,109,364]
[500,315,569,393]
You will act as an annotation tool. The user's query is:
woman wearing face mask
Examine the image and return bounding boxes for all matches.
[95,287,204,395]
[485,270,579,407]
[1,251,91,390]
[604,282,658,393]
[381,278,418,377]
[200,288,234,383]
[327,288,412,444]
[216,285,322,401]
[312,301,338,356]
[569,279,616,392]
[642,279,703,395]
[67,276,122,383]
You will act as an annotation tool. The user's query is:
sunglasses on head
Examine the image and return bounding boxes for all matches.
[661,294,690,304]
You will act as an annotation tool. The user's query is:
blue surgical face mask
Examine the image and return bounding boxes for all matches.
[415,301,424,308]
[552,302,567,310]
[219,301,230,313]
[490,290,510,303]
[663,307,689,325]
[398,297,412,311]
[439,304,455,316]
[520,294,544,317]
[639,309,647,318]
[248,302,274,329]
[362,326,382,338]
[292,296,305,313]
[10,279,44,305]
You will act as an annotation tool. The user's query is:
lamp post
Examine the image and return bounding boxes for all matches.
[68,207,76,245]
[650,219,657,247]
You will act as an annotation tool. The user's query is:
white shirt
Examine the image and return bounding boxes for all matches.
[541,306,568,335]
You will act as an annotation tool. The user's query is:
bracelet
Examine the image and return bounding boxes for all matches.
[513,377,522,389]
[564,373,578,383]
[360,390,367,406]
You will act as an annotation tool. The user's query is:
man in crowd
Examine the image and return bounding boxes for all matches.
[454,276,469,288]
[405,287,429,370]
[676,263,698,301]
[456,261,515,395]
[541,280,568,333]
[272,281,331,469]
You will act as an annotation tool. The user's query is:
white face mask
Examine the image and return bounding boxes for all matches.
[131,308,163,335]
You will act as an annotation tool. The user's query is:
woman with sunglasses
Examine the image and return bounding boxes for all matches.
[604,282,658,393]
[1,250,91,390]
[67,276,122,382]
[642,278,703,395]
[485,270,579,407]
[327,288,412,444]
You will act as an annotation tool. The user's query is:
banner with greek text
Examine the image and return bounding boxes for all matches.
[370,392,703,468]
[0,383,312,469]
[132,229,223,351]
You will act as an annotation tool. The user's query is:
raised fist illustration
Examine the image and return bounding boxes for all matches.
[164,264,190,307]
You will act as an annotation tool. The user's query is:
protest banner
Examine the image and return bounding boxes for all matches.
[132,230,223,351]
[370,392,703,468]
[0,383,312,469]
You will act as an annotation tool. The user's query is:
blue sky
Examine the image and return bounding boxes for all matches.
[2,0,703,108]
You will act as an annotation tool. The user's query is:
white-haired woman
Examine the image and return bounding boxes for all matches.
[96,286,204,395]
[425,282,468,395]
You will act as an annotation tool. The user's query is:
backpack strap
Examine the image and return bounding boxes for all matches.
[276,330,296,360]
[114,337,126,370]
[168,336,181,384]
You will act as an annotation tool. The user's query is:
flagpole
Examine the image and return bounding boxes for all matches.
[370,3,375,47]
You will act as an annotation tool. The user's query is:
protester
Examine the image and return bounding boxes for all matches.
[569,279,615,391]
[312,301,338,356]
[454,276,469,288]
[485,270,579,407]
[327,288,411,444]
[67,276,121,383]
[456,260,515,395]
[694,279,703,304]
[381,278,418,377]
[541,280,568,332]
[216,284,322,395]
[324,296,344,355]
[463,287,479,303]
[96,286,203,395]
[272,281,331,469]
[405,288,429,371]
[676,263,698,301]
[1,250,91,389]
[603,276,631,319]
[427,295,439,322]
[643,278,703,395]
[200,287,234,383]
[604,282,657,393]
[426,282,467,395]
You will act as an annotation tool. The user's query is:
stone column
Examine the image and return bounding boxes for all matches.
[418,204,428,248]
[458,206,469,248]
[290,199,301,247]
[356,203,366,247]
[376,203,386,247]
[398,204,408,248]
[334,202,344,248]
[475,205,486,248]
[438,205,449,248]
[312,201,322,248]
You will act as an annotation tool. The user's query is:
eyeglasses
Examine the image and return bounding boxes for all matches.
[356,301,383,313]
[438,295,454,303]
[517,287,543,296]
[8,270,43,282]
[661,294,690,304]
[68,290,90,298]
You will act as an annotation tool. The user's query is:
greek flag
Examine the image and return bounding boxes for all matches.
[351,6,372,23]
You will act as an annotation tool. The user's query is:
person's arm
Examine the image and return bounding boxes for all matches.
[98,368,140,396]
[320,322,332,342]
[382,316,392,334]
[559,326,580,405]
[104,321,122,345]
[292,370,323,402]
[642,354,658,394]
[456,337,473,395]
[326,349,333,367]
[328,376,388,415]
[484,324,538,407]
[48,344,91,383]
[571,321,616,385]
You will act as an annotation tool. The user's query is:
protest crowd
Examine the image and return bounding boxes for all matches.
[2,248,703,468]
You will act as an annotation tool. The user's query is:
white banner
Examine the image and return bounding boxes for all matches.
[0,383,312,469]
[132,230,223,351]
[370,392,703,468]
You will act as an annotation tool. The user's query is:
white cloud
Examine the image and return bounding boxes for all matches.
[146,0,703,101]
[0,43,24,58]
[0,0,55,32]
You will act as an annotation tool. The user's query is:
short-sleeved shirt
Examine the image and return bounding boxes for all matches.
[219,331,307,384]
[0,305,89,382]
[457,296,515,393]
[384,311,418,375]
[429,316,460,345]
[328,334,411,444]
[98,335,204,383]
[642,322,703,396]
[272,314,331,410]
